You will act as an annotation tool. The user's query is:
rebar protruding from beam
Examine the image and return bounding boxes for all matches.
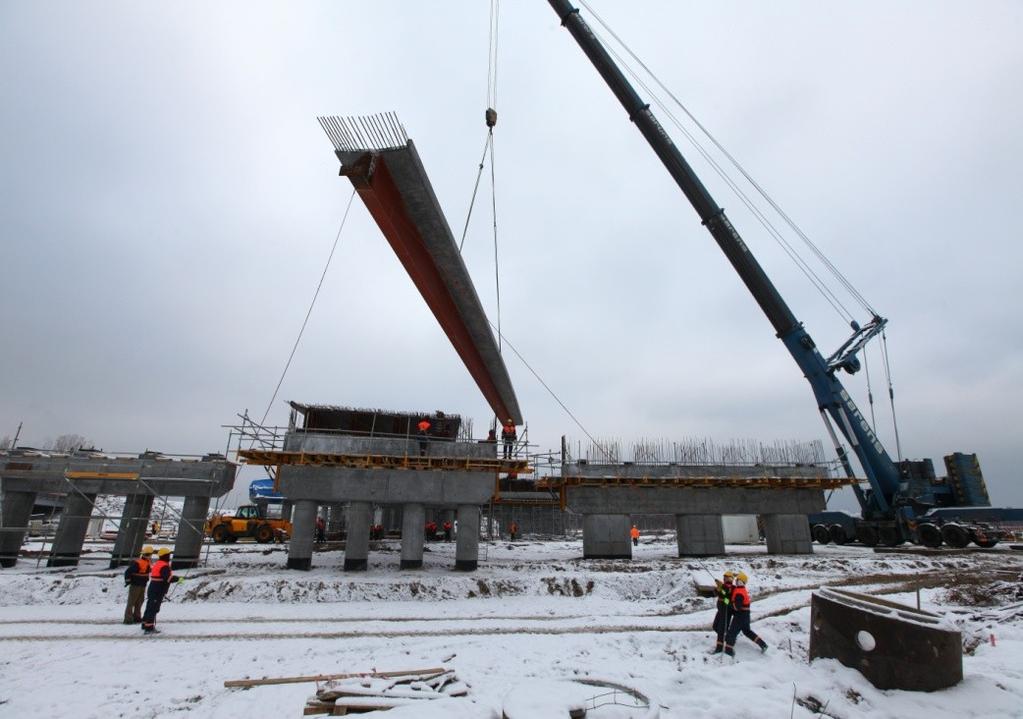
[317,112,408,153]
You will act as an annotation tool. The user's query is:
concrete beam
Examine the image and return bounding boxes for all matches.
[279,465,494,505]
[564,485,825,516]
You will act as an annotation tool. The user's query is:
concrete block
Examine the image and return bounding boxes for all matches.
[676,514,725,556]
[764,513,813,554]
[455,504,480,571]
[582,514,632,559]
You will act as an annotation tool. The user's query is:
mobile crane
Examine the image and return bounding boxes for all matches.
[547,0,1019,548]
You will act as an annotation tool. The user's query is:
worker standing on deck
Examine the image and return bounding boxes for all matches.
[141,548,182,634]
[724,571,768,656]
[501,419,516,459]
[711,570,734,653]
[122,546,153,624]
[417,416,431,457]
[630,525,640,546]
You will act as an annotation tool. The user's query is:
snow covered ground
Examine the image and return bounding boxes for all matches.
[0,536,1020,718]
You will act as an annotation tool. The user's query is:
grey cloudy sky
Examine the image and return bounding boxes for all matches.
[2,1,1021,510]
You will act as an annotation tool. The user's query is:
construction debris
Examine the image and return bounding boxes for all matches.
[304,668,466,715]
[224,667,444,689]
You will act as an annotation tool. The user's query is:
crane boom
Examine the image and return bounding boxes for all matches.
[547,0,903,516]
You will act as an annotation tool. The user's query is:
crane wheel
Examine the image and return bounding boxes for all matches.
[970,528,999,549]
[917,523,942,548]
[940,523,970,549]
[211,525,231,544]
[829,524,851,545]
[811,524,831,544]
[856,525,879,547]
[254,524,274,544]
[878,526,903,547]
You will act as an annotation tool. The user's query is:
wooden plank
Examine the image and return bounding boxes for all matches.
[225,666,446,689]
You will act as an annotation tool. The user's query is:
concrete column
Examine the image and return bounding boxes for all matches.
[173,495,211,569]
[280,499,294,524]
[582,514,632,559]
[400,503,426,569]
[454,504,481,571]
[109,494,151,568]
[764,514,814,554]
[344,501,372,571]
[0,489,37,568]
[128,495,155,558]
[287,499,317,570]
[48,492,97,567]
[326,503,344,539]
[676,514,725,556]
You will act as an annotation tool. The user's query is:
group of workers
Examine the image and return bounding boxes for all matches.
[417,417,519,459]
[123,545,184,634]
[712,569,768,657]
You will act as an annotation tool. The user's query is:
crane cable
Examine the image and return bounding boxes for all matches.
[578,0,878,320]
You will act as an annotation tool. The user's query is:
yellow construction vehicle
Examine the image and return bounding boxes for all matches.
[205,504,291,544]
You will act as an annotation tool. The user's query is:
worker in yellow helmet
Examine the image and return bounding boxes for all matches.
[724,571,768,656]
[141,548,183,634]
[122,545,153,624]
[711,570,735,653]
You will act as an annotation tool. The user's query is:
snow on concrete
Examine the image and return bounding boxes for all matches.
[0,537,1020,718]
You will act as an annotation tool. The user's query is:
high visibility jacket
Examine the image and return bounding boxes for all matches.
[124,558,151,586]
[715,581,733,610]
[730,585,751,612]
[630,527,640,539]
[501,424,516,440]
[149,559,173,584]
[418,420,431,432]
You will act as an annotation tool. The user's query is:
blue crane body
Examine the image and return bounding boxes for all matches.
[547,0,1017,548]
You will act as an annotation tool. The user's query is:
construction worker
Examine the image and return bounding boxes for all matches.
[711,570,734,653]
[443,520,453,542]
[501,419,516,459]
[141,548,182,634]
[315,516,326,544]
[630,525,640,546]
[724,571,768,656]
[417,416,431,457]
[509,519,519,541]
[122,546,153,624]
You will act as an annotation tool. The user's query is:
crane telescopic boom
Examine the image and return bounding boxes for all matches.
[546,0,902,517]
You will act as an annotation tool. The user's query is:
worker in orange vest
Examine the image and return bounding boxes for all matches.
[122,545,153,624]
[711,570,734,653]
[417,417,431,456]
[141,548,183,634]
[724,571,768,656]
[501,419,516,459]
[630,525,640,546]
[509,519,519,541]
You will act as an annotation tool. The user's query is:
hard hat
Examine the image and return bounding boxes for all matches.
[736,571,748,584]
[141,546,154,555]
[723,571,734,579]
[157,548,172,558]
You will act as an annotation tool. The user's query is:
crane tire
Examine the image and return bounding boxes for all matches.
[878,526,903,547]
[940,524,970,549]
[812,524,831,545]
[917,523,942,548]
[829,524,851,545]
[856,525,879,547]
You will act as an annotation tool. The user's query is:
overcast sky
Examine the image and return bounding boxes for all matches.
[1,1,1021,511]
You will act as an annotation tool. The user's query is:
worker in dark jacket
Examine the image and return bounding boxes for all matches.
[711,570,734,653]
[724,571,767,656]
[501,419,517,459]
[141,548,182,634]
[123,546,153,624]
[417,417,431,456]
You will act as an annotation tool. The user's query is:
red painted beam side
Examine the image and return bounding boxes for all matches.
[355,158,515,423]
